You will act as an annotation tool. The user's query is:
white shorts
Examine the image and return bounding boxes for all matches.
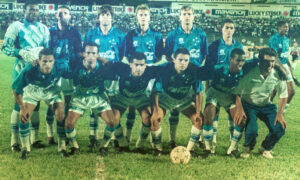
[205,87,236,111]
[22,84,62,106]
[282,64,293,82]
[111,94,151,111]
[70,93,111,115]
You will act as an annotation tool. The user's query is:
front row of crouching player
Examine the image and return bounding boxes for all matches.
[12,44,287,159]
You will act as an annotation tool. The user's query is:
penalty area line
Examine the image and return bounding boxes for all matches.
[95,156,105,180]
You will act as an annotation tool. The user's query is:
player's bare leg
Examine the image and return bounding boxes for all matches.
[49,102,68,157]
[99,110,129,156]
[182,105,203,158]
[134,107,152,154]
[226,106,245,158]
[65,111,81,155]
[19,103,37,160]
[202,103,216,157]
[125,106,136,143]
[149,106,165,156]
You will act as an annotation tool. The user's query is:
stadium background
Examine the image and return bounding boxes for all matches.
[0,0,300,49]
[0,0,300,179]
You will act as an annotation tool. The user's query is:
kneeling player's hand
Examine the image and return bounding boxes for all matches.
[275,113,287,129]
[192,113,203,127]
[233,109,247,126]
[151,106,164,122]
[19,109,30,123]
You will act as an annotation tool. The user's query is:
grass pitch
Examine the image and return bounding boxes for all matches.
[0,54,300,180]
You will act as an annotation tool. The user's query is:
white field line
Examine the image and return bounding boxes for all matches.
[95,156,105,180]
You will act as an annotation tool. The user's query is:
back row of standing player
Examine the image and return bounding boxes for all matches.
[1,2,293,159]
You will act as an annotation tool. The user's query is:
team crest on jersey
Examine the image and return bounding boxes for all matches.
[109,39,117,45]
[95,39,100,45]
[133,40,138,47]
[193,37,200,45]
[179,38,184,44]
[125,81,131,86]
[146,41,154,49]
[219,49,225,55]
[170,76,175,82]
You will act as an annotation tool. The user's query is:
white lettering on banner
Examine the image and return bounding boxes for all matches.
[0,4,9,10]
[249,11,282,16]
[290,10,300,17]
[69,5,89,11]
[13,3,24,11]
[213,9,248,16]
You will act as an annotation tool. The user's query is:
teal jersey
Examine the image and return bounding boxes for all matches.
[72,61,113,96]
[269,33,290,64]
[12,64,67,95]
[1,19,49,61]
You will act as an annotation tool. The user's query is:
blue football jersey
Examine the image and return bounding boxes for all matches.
[125,28,164,66]
[49,25,82,70]
[269,33,290,64]
[165,26,208,67]
[84,27,125,63]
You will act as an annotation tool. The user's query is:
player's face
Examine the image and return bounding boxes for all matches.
[130,59,147,77]
[24,4,39,22]
[136,10,150,28]
[180,9,194,26]
[230,54,246,73]
[38,55,55,74]
[278,23,289,36]
[173,53,190,73]
[222,23,235,39]
[84,46,99,70]
[57,8,71,26]
[259,55,276,75]
[99,11,112,27]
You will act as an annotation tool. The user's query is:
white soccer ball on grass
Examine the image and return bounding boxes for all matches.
[170,146,191,164]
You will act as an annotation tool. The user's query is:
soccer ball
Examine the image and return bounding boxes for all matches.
[170,146,191,164]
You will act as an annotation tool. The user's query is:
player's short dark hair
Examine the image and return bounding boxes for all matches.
[258,48,277,60]
[128,52,146,63]
[39,48,54,59]
[58,5,70,12]
[258,48,287,80]
[222,19,235,27]
[136,4,150,14]
[98,4,114,18]
[24,0,38,10]
[230,48,245,59]
[84,42,99,52]
[277,20,288,28]
[180,5,194,14]
[174,47,190,59]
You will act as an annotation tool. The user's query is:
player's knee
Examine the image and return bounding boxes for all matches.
[288,87,295,97]
[150,120,160,131]
[64,118,73,130]
[56,111,65,122]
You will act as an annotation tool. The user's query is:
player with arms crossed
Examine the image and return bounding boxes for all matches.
[165,5,208,149]
[1,1,50,151]
[12,48,66,159]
